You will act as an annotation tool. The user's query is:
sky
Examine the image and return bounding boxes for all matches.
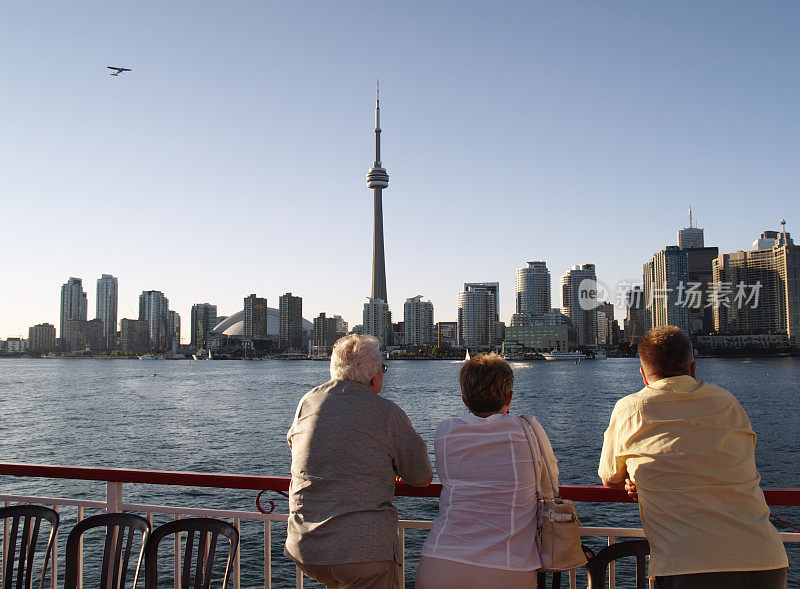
[2,1,799,341]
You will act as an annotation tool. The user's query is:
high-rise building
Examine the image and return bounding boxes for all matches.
[457,284,496,348]
[95,274,118,350]
[139,290,170,351]
[675,212,718,334]
[363,298,392,349]
[464,282,500,322]
[642,247,690,334]
[312,313,339,356]
[28,323,56,355]
[560,264,598,346]
[120,318,150,355]
[623,286,646,344]
[244,294,268,339]
[190,303,218,349]
[712,222,799,343]
[367,83,389,305]
[503,311,576,353]
[403,295,434,347]
[677,206,705,249]
[168,311,180,351]
[60,277,87,351]
[279,292,303,352]
[515,262,551,315]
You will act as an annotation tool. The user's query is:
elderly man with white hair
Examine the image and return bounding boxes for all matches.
[285,334,432,589]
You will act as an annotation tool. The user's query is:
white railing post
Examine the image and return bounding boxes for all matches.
[51,505,59,588]
[233,518,241,589]
[106,482,123,513]
[608,535,616,589]
[296,565,303,588]
[264,521,271,589]
[173,515,181,589]
[399,526,405,586]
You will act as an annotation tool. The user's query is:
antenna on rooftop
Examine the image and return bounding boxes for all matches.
[781,219,787,234]
[689,206,693,228]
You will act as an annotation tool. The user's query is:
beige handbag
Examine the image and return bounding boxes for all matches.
[520,415,587,572]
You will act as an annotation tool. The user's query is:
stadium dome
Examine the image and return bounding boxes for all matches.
[211,308,312,337]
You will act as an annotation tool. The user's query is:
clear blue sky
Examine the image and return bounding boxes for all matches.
[2,1,798,341]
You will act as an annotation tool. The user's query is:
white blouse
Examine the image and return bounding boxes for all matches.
[421,413,557,571]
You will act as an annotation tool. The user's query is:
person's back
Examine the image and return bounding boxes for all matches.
[285,335,432,589]
[599,326,787,588]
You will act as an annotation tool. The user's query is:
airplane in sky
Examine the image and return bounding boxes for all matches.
[107,66,132,76]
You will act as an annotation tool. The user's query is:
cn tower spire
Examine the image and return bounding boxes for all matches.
[366,80,389,303]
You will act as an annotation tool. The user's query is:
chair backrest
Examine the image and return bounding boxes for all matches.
[64,512,151,589]
[144,518,239,589]
[0,504,59,589]
[586,539,650,589]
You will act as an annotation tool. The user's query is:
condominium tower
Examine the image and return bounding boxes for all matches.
[642,247,690,334]
[403,295,434,347]
[279,292,303,352]
[96,274,118,350]
[139,290,170,351]
[560,264,598,346]
[457,283,497,348]
[60,277,87,351]
[515,261,551,315]
[191,303,218,349]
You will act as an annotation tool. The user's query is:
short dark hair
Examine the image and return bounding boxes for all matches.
[459,353,514,414]
[638,326,693,379]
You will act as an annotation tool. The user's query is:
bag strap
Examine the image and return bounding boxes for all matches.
[520,415,561,500]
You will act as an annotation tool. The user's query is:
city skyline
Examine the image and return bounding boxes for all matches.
[3,3,800,338]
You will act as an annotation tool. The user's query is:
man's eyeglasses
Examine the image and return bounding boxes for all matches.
[382,364,388,373]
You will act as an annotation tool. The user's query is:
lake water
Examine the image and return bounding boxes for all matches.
[0,357,798,587]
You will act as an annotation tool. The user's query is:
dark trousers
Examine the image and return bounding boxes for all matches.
[655,568,787,589]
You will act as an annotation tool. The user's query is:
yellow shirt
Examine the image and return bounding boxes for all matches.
[598,375,787,577]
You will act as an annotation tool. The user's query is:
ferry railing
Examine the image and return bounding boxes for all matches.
[0,463,797,589]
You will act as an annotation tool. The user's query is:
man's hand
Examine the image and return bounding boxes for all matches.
[624,478,638,502]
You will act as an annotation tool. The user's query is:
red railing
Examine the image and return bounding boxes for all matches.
[1,462,798,506]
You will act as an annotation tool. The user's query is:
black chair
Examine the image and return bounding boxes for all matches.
[0,504,59,589]
[64,512,151,589]
[144,518,239,589]
[536,545,595,588]
[586,539,650,589]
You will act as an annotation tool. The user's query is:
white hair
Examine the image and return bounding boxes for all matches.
[330,334,382,385]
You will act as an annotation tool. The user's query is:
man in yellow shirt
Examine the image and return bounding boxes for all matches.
[599,326,788,588]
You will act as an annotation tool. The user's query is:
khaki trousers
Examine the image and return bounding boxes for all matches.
[297,560,402,589]
[415,556,538,589]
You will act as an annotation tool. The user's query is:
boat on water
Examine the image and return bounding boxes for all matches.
[464,349,471,361]
[592,350,607,359]
[541,350,587,361]
[138,354,155,360]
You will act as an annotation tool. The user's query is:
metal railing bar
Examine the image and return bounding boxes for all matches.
[0,495,106,509]
[264,521,271,589]
[119,504,286,522]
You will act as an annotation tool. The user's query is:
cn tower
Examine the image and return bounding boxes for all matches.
[366,82,389,303]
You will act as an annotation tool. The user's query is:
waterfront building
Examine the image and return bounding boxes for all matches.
[363,297,391,349]
[168,311,180,349]
[279,292,303,352]
[642,247,690,334]
[677,207,705,249]
[435,321,457,348]
[560,264,598,346]
[5,338,24,353]
[28,323,56,355]
[120,318,150,355]
[96,274,118,351]
[712,222,799,343]
[244,294,268,339]
[333,315,348,339]
[139,290,170,351]
[312,313,339,356]
[60,277,88,351]
[752,225,793,250]
[515,261,551,315]
[190,303,218,349]
[403,295,434,348]
[391,321,405,347]
[675,213,718,334]
[596,301,615,346]
[623,286,646,344]
[457,284,497,348]
[503,311,576,353]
